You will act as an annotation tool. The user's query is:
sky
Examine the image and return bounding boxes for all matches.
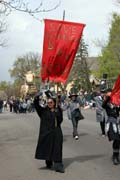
[0,0,119,82]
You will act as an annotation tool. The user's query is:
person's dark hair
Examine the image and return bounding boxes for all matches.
[100,89,106,93]
[106,88,112,93]
[47,97,56,106]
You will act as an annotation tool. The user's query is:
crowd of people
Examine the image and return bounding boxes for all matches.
[0,86,120,172]
[0,90,96,114]
[33,87,120,173]
[0,97,35,114]
[84,88,120,166]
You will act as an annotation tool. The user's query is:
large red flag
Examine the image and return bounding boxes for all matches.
[41,19,85,83]
[110,75,120,105]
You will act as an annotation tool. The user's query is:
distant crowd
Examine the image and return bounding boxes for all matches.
[0,89,105,114]
[0,96,35,113]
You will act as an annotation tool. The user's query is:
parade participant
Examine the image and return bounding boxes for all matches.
[8,98,13,112]
[34,91,64,173]
[0,98,3,113]
[102,88,120,165]
[67,89,84,140]
[94,89,107,137]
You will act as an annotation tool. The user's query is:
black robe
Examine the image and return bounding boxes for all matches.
[34,96,63,162]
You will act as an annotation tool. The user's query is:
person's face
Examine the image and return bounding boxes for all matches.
[47,99,55,109]
[106,91,111,96]
[71,95,76,100]
[101,92,105,97]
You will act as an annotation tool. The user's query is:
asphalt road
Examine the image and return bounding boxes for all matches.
[0,109,120,180]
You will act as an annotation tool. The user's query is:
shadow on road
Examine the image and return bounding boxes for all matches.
[63,154,105,168]
[38,154,105,171]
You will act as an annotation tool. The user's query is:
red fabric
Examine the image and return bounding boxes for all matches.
[41,19,85,83]
[110,75,120,105]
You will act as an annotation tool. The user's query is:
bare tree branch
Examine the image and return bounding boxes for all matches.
[0,10,7,47]
[0,0,61,15]
[0,0,61,47]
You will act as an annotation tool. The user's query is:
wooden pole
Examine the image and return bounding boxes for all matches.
[55,10,66,107]
[63,10,65,21]
[56,10,66,94]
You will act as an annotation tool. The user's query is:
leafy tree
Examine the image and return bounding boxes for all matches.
[96,13,120,81]
[0,80,8,90]
[68,38,91,92]
[9,52,41,87]
[0,90,7,99]
[0,81,14,98]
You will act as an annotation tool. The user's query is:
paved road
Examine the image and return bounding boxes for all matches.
[0,109,119,180]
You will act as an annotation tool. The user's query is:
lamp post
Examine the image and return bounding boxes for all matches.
[100,73,108,90]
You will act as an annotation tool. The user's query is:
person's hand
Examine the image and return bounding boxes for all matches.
[106,92,111,96]
[34,91,43,99]
[84,105,90,110]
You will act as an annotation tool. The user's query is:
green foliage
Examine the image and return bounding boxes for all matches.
[0,80,26,98]
[9,52,41,82]
[97,13,120,81]
[9,52,41,96]
[68,38,91,91]
[0,81,8,90]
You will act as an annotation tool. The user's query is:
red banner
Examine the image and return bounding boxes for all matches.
[41,19,85,83]
[110,75,120,105]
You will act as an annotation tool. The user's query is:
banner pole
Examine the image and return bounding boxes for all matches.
[63,10,65,21]
[56,10,66,106]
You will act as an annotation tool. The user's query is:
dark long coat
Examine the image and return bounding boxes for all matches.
[102,96,120,141]
[34,96,63,162]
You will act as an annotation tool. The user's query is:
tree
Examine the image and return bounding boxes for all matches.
[9,52,41,91]
[0,90,7,99]
[0,0,61,17]
[9,52,41,80]
[68,38,91,92]
[96,13,120,81]
[0,80,8,90]
[0,81,13,98]
[0,2,7,47]
[0,19,6,47]
[0,0,61,47]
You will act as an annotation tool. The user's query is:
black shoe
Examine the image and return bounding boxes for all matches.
[73,134,75,138]
[54,163,65,173]
[116,157,120,164]
[113,157,120,165]
[46,165,52,169]
[55,167,65,173]
[45,160,53,169]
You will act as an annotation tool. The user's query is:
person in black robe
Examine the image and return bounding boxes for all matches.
[34,92,64,173]
[102,88,120,165]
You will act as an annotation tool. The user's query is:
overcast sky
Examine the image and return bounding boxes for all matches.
[0,0,119,82]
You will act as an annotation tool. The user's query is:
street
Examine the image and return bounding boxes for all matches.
[0,109,120,180]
